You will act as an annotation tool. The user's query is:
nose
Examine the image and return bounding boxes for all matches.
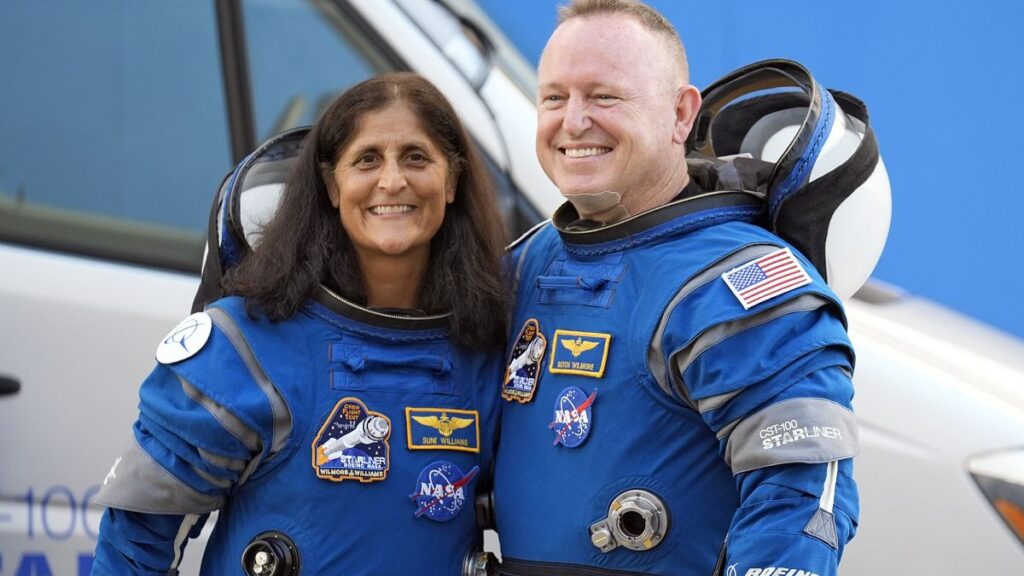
[377,157,406,193]
[562,95,592,136]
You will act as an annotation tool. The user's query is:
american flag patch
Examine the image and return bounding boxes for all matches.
[721,248,812,310]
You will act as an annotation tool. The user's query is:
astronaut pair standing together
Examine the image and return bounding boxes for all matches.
[92,0,888,574]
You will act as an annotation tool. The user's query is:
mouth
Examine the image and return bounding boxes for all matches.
[560,146,612,159]
[368,204,415,215]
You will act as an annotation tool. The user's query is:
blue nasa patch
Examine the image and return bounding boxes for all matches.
[502,318,547,403]
[549,386,596,448]
[312,397,391,483]
[405,407,480,453]
[409,461,480,522]
[548,330,611,378]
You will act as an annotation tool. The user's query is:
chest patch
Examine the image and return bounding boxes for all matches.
[548,330,611,378]
[405,407,480,453]
[409,460,479,521]
[502,318,547,403]
[312,397,391,483]
[549,386,596,448]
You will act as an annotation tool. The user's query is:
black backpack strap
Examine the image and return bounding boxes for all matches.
[191,172,231,312]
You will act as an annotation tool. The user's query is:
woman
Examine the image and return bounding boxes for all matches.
[91,73,509,575]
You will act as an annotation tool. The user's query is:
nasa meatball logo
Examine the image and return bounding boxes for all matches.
[312,397,391,483]
[548,386,596,448]
[409,460,479,521]
[502,318,547,403]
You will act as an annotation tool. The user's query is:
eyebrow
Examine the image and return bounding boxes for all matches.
[345,140,437,157]
[538,80,621,93]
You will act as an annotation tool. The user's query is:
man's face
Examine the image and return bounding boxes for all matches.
[536,15,691,212]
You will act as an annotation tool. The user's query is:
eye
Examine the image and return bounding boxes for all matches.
[405,150,432,166]
[540,93,565,107]
[354,152,379,168]
[594,94,619,104]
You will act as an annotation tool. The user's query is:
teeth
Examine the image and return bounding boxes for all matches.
[370,205,414,215]
[563,147,610,158]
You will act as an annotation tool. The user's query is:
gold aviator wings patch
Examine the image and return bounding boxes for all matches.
[411,413,475,437]
[561,337,600,358]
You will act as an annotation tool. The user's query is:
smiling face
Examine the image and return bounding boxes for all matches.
[536,14,699,216]
[326,102,453,270]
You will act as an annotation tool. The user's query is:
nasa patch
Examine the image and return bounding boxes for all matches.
[502,318,547,403]
[409,461,479,522]
[156,312,212,364]
[312,397,391,483]
[549,386,596,448]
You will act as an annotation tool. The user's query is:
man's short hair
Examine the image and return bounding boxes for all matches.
[557,0,689,83]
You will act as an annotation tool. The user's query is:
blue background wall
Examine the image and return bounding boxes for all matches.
[480,0,1024,340]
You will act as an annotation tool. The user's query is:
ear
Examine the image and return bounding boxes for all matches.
[445,180,456,204]
[672,84,702,145]
[320,162,340,208]
[445,167,457,204]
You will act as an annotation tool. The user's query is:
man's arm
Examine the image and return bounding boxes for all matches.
[658,249,859,575]
[711,365,859,576]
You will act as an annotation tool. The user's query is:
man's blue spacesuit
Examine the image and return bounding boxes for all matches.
[494,192,860,576]
[92,289,501,575]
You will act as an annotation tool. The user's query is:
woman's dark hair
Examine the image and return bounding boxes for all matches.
[224,73,509,348]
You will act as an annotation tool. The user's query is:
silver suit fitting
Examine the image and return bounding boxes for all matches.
[589,489,670,553]
[462,550,496,576]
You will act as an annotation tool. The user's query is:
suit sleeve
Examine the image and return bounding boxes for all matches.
[662,249,859,576]
[92,308,290,574]
[91,510,208,575]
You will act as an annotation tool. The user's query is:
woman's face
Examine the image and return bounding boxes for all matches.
[327,102,454,267]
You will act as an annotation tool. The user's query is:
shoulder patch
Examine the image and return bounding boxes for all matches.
[156,312,213,364]
[721,247,812,310]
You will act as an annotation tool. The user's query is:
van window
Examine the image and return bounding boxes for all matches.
[0,1,231,271]
[243,0,395,139]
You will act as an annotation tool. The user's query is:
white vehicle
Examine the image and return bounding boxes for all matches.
[0,1,1021,574]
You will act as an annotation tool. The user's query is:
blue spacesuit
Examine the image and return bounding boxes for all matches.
[494,192,859,576]
[93,289,501,575]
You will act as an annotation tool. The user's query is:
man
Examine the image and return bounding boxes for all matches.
[493,1,859,575]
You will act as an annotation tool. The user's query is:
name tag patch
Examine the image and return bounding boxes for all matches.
[405,407,480,453]
[548,330,611,378]
[312,397,391,483]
